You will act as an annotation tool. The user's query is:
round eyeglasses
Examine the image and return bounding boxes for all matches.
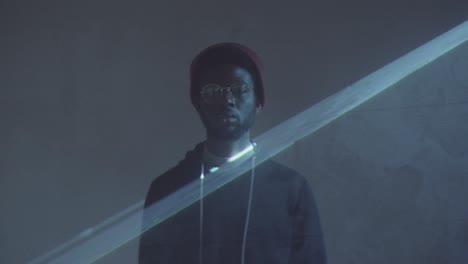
[200,83,252,104]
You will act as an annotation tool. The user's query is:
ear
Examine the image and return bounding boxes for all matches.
[192,95,202,111]
[256,105,262,114]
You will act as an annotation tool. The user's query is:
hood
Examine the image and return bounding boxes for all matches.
[178,141,205,166]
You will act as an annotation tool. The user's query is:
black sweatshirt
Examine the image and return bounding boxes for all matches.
[139,142,326,264]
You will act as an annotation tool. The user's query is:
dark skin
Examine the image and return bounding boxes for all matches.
[193,64,261,157]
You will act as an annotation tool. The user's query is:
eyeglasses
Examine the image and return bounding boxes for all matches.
[200,83,252,104]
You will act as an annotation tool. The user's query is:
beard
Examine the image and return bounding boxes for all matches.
[200,105,256,141]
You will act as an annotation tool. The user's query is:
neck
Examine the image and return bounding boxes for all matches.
[205,132,252,157]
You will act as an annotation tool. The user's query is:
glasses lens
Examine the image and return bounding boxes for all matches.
[201,84,221,104]
[230,83,248,97]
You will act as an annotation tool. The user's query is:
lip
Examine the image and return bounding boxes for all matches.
[217,111,238,118]
[221,116,238,124]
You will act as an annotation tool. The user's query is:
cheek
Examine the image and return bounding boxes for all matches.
[198,104,221,120]
[199,106,211,120]
[245,94,257,107]
[239,92,255,106]
[241,102,257,119]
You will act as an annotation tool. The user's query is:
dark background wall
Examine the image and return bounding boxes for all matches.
[1,0,467,263]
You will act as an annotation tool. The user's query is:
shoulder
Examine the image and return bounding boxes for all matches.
[259,159,309,185]
[145,157,199,207]
[148,165,182,190]
[255,159,310,198]
[144,165,183,207]
[144,142,204,206]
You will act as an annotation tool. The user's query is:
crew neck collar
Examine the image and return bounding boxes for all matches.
[202,142,254,169]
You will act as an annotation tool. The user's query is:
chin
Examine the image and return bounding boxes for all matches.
[207,125,247,141]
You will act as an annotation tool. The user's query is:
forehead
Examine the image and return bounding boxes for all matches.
[197,64,254,86]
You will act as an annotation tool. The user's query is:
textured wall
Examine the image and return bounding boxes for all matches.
[275,41,468,263]
[1,0,467,263]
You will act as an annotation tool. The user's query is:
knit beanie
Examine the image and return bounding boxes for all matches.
[190,42,265,108]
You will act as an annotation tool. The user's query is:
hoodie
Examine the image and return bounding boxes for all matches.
[138,142,326,264]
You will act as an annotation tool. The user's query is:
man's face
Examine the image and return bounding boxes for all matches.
[195,64,258,141]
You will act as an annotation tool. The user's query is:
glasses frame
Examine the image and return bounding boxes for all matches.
[199,82,252,104]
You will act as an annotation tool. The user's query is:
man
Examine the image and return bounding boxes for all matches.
[138,43,326,264]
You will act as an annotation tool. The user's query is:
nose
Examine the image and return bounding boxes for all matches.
[220,91,236,106]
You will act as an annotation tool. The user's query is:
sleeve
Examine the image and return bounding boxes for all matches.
[288,177,327,264]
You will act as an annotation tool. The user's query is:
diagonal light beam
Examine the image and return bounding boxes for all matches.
[29,20,468,264]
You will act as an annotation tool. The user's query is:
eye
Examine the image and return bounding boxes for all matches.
[202,84,220,95]
[231,83,249,95]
